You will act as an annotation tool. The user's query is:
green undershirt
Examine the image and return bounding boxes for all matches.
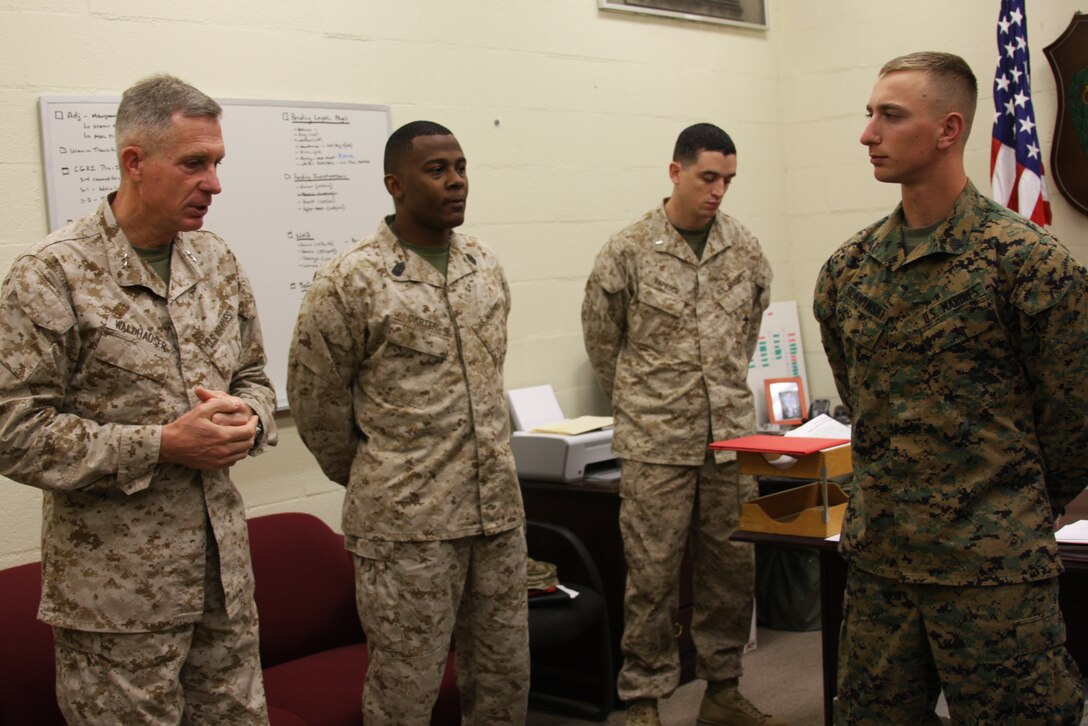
[903,219,943,254]
[398,238,450,278]
[672,220,713,260]
[133,243,172,284]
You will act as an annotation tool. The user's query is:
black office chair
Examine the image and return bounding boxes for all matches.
[526,519,615,721]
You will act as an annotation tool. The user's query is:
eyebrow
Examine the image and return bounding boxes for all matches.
[868,102,908,114]
[180,150,223,163]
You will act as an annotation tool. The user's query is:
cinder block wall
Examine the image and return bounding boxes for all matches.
[2,0,1086,567]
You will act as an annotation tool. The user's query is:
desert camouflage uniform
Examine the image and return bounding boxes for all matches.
[581,202,771,701]
[288,217,529,725]
[814,181,1086,724]
[0,196,277,723]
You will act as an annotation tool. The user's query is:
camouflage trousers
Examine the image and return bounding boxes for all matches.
[617,457,756,701]
[351,525,530,725]
[53,536,267,725]
[836,567,1084,725]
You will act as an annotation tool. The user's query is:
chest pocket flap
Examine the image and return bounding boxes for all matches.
[839,283,887,351]
[387,319,449,359]
[715,277,753,313]
[919,284,995,353]
[638,285,684,318]
[94,329,173,383]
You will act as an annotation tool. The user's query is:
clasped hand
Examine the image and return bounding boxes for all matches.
[159,386,258,470]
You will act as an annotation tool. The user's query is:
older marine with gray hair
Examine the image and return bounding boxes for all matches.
[0,74,276,724]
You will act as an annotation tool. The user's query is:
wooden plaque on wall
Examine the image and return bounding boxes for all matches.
[1044,13,1088,217]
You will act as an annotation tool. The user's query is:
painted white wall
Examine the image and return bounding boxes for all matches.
[2,0,1086,567]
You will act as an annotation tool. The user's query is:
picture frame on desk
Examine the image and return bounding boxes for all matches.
[765,376,805,426]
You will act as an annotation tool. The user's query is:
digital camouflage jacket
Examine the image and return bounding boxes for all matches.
[0,197,277,631]
[287,219,523,545]
[582,202,771,466]
[815,181,1088,585]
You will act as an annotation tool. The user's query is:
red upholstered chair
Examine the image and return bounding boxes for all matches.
[0,511,461,726]
[0,560,64,726]
[248,511,462,726]
[0,559,313,726]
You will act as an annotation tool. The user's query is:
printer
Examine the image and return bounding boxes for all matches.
[506,385,617,483]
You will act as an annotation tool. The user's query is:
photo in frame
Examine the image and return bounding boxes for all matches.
[764,376,805,426]
[598,0,768,30]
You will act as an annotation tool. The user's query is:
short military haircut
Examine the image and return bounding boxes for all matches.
[880,51,978,139]
[673,123,736,165]
[384,120,454,174]
[114,74,221,160]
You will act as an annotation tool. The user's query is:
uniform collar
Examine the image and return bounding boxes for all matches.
[377,216,477,286]
[652,200,732,264]
[868,180,983,270]
[97,195,202,301]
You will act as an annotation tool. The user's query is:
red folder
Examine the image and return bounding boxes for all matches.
[708,434,849,456]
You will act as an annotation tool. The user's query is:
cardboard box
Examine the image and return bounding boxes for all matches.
[739,481,848,538]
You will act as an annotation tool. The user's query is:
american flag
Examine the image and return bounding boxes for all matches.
[990,0,1051,226]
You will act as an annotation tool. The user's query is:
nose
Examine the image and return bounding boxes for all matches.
[202,165,222,195]
[446,168,466,188]
[710,177,726,198]
[860,118,879,147]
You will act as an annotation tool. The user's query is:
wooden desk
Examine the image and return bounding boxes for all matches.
[734,529,1088,726]
[520,477,697,690]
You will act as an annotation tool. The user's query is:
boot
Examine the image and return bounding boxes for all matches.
[626,698,662,726]
[697,679,788,726]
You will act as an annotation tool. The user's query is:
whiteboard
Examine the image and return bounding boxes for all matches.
[40,96,393,408]
[746,300,809,426]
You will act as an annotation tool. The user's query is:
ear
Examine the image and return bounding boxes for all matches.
[119,146,143,180]
[384,173,402,200]
[668,161,682,185]
[936,112,966,150]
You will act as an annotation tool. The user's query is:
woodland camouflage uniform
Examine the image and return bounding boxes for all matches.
[815,180,1086,725]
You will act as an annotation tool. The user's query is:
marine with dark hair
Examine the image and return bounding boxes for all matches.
[582,123,780,726]
[673,122,737,162]
[815,51,1085,724]
[288,120,529,724]
[0,73,276,723]
[383,119,453,173]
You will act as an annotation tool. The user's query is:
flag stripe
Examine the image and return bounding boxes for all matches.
[990,0,1052,226]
